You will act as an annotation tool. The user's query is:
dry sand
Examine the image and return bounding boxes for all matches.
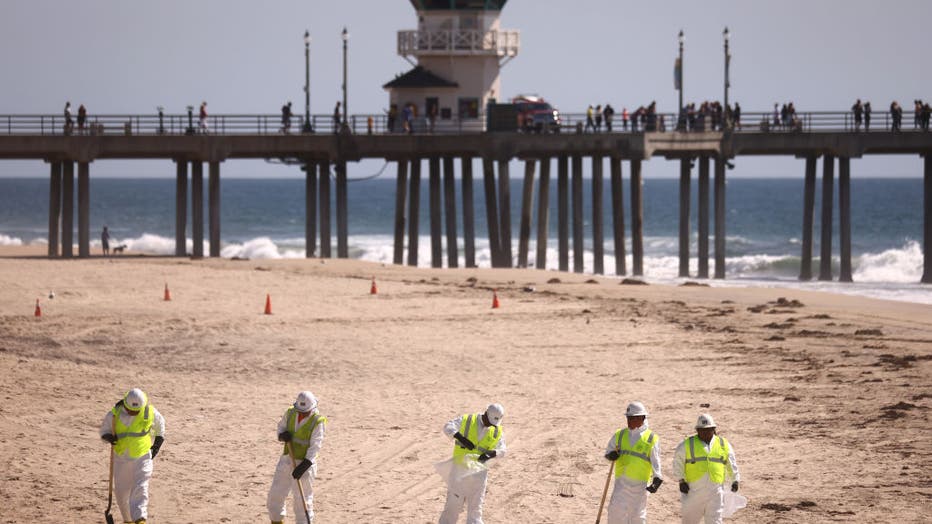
[0,247,930,523]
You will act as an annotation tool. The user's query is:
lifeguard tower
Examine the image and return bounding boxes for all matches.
[383,0,519,132]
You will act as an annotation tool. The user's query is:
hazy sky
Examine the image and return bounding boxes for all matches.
[2,0,930,178]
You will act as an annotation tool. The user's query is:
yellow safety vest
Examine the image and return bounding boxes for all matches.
[452,413,502,465]
[111,403,154,459]
[612,428,657,482]
[282,408,326,461]
[683,435,731,484]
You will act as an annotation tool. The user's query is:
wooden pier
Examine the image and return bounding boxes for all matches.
[2,116,931,283]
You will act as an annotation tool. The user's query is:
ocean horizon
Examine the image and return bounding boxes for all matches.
[1,176,928,305]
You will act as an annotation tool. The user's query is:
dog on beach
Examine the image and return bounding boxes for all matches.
[112,244,127,254]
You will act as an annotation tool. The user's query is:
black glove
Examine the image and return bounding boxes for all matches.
[478,450,497,463]
[605,450,620,461]
[150,436,164,459]
[453,432,475,450]
[646,477,663,493]
[731,481,739,492]
[292,458,312,479]
[101,433,117,445]
[679,480,690,494]
[278,431,292,442]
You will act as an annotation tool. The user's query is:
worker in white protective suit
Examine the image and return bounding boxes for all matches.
[673,414,741,524]
[267,391,326,524]
[603,401,663,523]
[438,403,507,524]
[99,388,166,524]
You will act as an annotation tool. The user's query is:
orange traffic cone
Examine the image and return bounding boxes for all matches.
[491,289,500,309]
[370,277,378,295]
[163,283,172,301]
[34,299,41,317]
[264,294,273,315]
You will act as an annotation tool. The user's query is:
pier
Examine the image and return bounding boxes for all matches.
[1,112,930,283]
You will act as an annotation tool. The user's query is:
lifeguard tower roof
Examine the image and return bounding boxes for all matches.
[409,0,507,10]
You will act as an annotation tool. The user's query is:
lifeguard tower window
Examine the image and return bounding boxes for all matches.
[459,98,479,119]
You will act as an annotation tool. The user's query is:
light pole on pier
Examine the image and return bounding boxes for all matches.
[677,30,684,130]
[303,30,313,133]
[723,27,731,129]
[341,27,349,133]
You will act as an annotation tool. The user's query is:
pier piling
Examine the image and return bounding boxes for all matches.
[557,155,569,272]
[572,155,584,273]
[714,157,726,279]
[48,162,61,258]
[497,160,513,267]
[429,157,442,268]
[208,161,220,258]
[698,156,710,278]
[443,156,458,268]
[481,158,501,267]
[610,156,625,276]
[535,157,551,270]
[517,159,535,268]
[61,162,73,258]
[305,160,317,258]
[392,159,407,265]
[319,161,332,258]
[77,162,89,258]
[679,158,691,277]
[819,155,835,281]
[191,162,204,258]
[799,156,817,280]
[175,160,188,256]
[336,161,348,258]
[839,157,853,282]
[406,159,420,266]
[923,155,931,284]
[461,157,476,268]
[631,159,644,276]
[592,156,604,275]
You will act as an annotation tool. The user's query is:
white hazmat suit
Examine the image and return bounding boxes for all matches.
[438,413,507,524]
[99,405,165,523]
[267,407,324,524]
[673,436,740,524]
[604,421,663,524]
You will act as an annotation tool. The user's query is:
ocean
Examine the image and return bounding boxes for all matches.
[0,174,928,304]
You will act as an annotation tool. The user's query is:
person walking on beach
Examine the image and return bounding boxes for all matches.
[603,401,663,524]
[281,102,293,133]
[101,225,111,256]
[100,388,166,524]
[268,391,326,524]
[199,101,208,133]
[77,104,87,134]
[852,99,863,131]
[674,414,740,524]
[863,101,871,131]
[64,101,74,134]
[439,403,506,524]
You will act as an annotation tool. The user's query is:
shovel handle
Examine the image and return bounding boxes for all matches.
[595,459,614,524]
[286,441,313,523]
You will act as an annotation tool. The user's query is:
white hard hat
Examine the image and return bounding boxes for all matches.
[485,403,505,426]
[625,401,649,417]
[294,391,318,413]
[695,413,717,429]
[123,388,148,411]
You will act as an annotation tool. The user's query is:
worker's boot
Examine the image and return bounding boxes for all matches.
[271,521,283,524]
[134,520,146,524]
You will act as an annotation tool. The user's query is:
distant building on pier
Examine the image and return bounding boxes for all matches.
[383,0,519,132]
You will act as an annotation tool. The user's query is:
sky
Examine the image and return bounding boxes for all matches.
[1,0,930,178]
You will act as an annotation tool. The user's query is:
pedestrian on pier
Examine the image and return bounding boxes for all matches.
[603,104,615,132]
[622,107,629,131]
[923,102,931,131]
[64,101,73,135]
[914,100,922,130]
[387,104,398,133]
[733,102,742,130]
[852,99,863,131]
[891,101,902,132]
[333,102,342,134]
[864,101,871,131]
[281,102,293,134]
[772,103,780,129]
[595,105,603,132]
[199,102,208,134]
[585,105,596,132]
[77,104,87,134]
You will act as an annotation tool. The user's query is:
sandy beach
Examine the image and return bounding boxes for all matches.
[0,246,930,523]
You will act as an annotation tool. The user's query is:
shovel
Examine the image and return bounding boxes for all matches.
[104,419,115,524]
[287,441,312,524]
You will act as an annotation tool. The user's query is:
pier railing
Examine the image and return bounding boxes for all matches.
[1,110,925,136]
